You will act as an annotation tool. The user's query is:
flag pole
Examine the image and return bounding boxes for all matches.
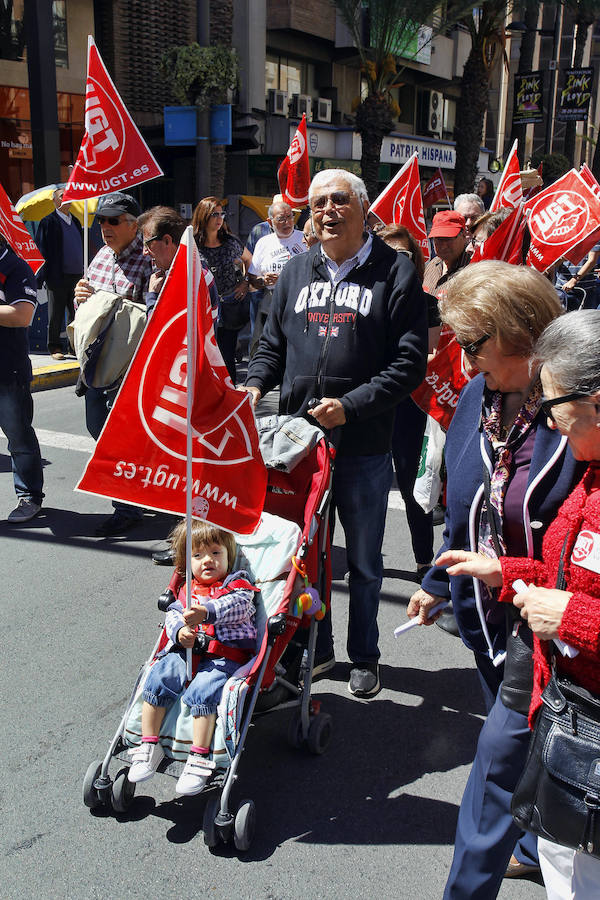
[185,227,195,680]
[83,198,89,279]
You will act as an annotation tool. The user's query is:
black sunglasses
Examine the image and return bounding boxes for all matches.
[143,234,161,248]
[310,190,354,211]
[97,215,125,226]
[456,334,492,357]
[541,392,593,421]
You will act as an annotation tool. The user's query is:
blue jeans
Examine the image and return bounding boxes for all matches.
[0,381,44,504]
[318,452,393,665]
[143,651,239,717]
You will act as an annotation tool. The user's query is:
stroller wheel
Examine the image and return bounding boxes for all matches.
[111,767,136,813]
[234,799,256,852]
[287,711,305,749]
[203,793,221,848]
[307,713,332,755]
[83,760,104,809]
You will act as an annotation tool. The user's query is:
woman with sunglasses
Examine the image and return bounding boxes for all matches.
[192,197,251,383]
[407,261,582,899]
[438,309,600,898]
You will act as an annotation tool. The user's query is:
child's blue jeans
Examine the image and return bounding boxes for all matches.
[143,651,239,717]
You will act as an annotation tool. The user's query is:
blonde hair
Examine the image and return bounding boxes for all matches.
[439,261,563,356]
[169,519,237,577]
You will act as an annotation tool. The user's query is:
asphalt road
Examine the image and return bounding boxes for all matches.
[0,385,546,900]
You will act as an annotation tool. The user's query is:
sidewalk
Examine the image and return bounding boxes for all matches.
[29,349,80,393]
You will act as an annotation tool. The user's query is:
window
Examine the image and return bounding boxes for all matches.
[0,0,68,67]
[265,54,315,100]
[53,1,68,68]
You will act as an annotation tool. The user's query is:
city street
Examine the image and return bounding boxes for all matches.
[0,384,546,900]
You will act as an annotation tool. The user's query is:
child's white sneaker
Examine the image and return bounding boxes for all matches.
[127,741,165,782]
[176,753,216,796]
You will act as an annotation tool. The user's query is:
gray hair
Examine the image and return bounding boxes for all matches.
[454,193,485,214]
[534,310,600,394]
[268,199,292,219]
[308,168,369,206]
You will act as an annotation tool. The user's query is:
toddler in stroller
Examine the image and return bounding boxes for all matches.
[128,519,259,795]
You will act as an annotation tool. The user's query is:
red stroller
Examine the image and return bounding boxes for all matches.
[82,417,335,852]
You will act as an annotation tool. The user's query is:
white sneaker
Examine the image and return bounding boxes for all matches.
[176,753,216,796]
[127,741,165,783]
[7,498,41,523]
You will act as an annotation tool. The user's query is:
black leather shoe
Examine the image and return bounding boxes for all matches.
[435,607,461,637]
[152,547,174,566]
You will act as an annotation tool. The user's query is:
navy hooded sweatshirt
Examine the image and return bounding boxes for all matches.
[246,235,428,456]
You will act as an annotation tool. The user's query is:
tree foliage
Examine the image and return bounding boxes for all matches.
[159,43,239,110]
[452,0,511,195]
[332,0,468,199]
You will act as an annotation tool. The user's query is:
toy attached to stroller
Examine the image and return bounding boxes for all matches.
[82,417,335,852]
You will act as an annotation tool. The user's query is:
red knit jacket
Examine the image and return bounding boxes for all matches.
[499,463,600,725]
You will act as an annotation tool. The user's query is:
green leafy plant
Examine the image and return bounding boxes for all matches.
[159,43,239,109]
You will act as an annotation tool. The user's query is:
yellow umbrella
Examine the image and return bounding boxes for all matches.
[16,185,98,226]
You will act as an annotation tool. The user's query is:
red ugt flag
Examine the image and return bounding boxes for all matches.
[490,140,523,211]
[422,168,448,209]
[369,153,430,261]
[278,113,310,207]
[63,35,163,202]
[76,230,267,534]
[564,164,600,265]
[470,204,525,265]
[0,184,44,274]
[524,168,600,273]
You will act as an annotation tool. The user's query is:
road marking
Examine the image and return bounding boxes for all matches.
[34,429,95,453]
[4,430,409,510]
[388,489,405,511]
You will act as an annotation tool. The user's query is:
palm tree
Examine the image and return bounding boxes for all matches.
[453,0,511,195]
[508,0,540,155]
[332,0,458,199]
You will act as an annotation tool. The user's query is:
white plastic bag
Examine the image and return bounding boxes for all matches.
[413,415,446,514]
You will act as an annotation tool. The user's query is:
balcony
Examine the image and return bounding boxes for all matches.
[267,0,336,42]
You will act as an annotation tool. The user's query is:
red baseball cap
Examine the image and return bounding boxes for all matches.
[429,210,466,238]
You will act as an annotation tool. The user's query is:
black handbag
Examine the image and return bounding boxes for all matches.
[511,672,600,857]
[482,464,534,715]
[511,535,600,858]
[219,290,250,331]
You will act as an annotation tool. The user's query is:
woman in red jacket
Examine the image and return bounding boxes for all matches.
[438,309,600,898]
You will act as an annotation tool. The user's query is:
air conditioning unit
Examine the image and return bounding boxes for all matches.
[428,91,443,137]
[268,89,288,116]
[290,94,312,120]
[316,97,332,123]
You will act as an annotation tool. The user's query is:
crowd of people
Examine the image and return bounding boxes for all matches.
[2,164,600,898]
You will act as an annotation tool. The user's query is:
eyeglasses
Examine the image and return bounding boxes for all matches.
[97,215,125,226]
[310,190,354,211]
[541,392,592,422]
[456,334,492,357]
[210,210,226,219]
[143,234,161,248]
[273,215,293,224]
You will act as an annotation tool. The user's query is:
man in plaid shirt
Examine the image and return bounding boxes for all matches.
[74,192,152,536]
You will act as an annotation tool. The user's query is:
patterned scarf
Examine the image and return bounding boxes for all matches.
[477,380,543,618]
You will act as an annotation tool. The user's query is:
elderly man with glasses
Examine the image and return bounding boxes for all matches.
[245,169,428,697]
[74,191,153,536]
[247,198,305,351]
